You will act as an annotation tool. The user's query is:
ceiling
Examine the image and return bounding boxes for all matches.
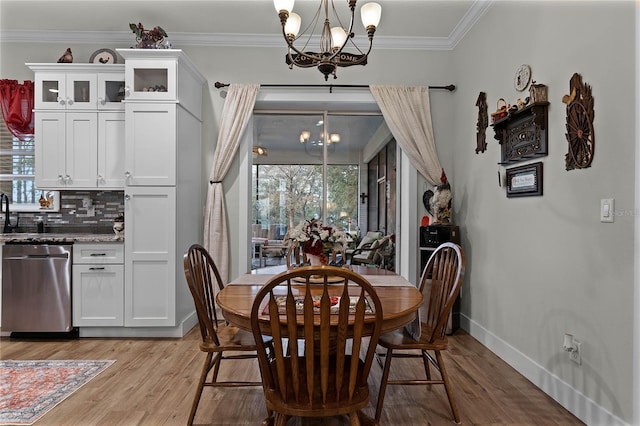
[0,0,490,156]
[0,0,490,50]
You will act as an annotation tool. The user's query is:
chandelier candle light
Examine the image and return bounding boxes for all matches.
[274,0,382,80]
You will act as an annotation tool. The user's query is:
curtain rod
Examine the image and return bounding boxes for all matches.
[213,81,456,93]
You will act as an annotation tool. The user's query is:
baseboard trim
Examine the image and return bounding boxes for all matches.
[78,311,198,338]
[459,314,628,426]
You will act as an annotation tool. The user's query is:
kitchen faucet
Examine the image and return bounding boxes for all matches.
[1,193,13,233]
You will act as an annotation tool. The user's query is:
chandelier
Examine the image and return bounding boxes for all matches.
[273,0,382,80]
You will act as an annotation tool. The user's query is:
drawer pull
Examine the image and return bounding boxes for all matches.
[89,267,106,271]
[90,253,107,256]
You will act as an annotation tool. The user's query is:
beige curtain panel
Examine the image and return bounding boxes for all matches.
[204,83,259,285]
[370,85,443,185]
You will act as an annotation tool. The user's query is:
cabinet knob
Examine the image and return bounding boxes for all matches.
[124,194,131,201]
[64,174,71,183]
[98,97,106,106]
[57,174,65,183]
[97,174,104,185]
[67,98,74,105]
[57,97,66,105]
[124,86,131,97]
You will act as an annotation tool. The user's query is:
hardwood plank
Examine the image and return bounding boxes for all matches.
[0,329,583,425]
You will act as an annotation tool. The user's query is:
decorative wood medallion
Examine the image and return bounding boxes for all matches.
[563,73,595,170]
[475,92,488,154]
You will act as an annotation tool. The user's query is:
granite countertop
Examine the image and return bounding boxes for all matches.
[0,233,123,243]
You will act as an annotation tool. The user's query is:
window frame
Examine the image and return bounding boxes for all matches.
[0,122,60,212]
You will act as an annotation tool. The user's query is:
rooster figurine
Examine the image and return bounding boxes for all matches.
[57,48,73,63]
[423,169,452,224]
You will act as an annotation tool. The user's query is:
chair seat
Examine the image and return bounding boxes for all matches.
[200,324,261,351]
[263,355,370,417]
[378,325,449,351]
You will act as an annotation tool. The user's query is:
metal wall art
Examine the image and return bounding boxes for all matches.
[563,73,595,170]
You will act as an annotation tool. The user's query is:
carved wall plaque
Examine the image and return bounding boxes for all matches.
[475,91,488,154]
[492,102,549,164]
[563,73,595,170]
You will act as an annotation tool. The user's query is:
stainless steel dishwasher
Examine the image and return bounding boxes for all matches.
[1,243,73,333]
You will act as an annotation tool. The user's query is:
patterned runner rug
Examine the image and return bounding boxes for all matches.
[0,359,115,425]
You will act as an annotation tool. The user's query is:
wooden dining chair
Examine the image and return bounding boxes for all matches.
[285,240,308,269]
[329,246,346,266]
[183,244,270,425]
[250,265,383,426]
[374,242,466,423]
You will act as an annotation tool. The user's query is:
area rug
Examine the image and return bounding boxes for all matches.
[0,359,115,425]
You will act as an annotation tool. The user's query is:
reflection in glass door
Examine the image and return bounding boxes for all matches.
[251,112,385,269]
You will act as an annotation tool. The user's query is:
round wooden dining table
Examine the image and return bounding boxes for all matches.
[216,265,423,335]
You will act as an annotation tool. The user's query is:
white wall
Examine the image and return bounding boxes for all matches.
[450,2,636,424]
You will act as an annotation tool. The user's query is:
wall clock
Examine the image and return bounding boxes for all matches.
[514,64,532,92]
[89,48,117,64]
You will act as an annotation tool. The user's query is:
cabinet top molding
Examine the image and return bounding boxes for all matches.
[26,63,124,72]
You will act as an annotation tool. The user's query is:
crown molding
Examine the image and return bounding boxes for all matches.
[447,0,493,48]
[0,30,457,50]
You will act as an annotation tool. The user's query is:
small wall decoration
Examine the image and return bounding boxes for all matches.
[57,48,73,63]
[475,91,488,154]
[529,82,547,103]
[514,64,532,92]
[506,162,543,198]
[563,73,595,170]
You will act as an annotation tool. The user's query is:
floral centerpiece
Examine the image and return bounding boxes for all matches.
[287,219,351,265]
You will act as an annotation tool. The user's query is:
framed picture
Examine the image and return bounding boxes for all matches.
[506,162,543,197]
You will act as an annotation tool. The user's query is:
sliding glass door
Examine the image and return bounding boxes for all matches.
[251,112,385,268]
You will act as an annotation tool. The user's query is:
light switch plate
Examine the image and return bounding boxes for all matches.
[600,198,614,223]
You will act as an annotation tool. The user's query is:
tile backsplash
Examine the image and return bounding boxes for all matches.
[7,191,124,234]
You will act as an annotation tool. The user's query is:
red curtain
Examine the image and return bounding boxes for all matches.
[0,79,34,140]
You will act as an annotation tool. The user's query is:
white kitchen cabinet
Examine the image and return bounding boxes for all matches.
[29,64,125,111]
[123,187,176,327]
[124,103,176,186]
[98,112,126,188]
[120,49,204,333]
[34,111,98,188]
[72,242,124,327]
[28,63,126,190]
[117,49,204,117]
[33,111,124,189]
[34,71,96,110]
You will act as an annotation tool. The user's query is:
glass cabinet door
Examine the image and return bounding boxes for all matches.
[124,60,177,101]
[66,73,96,110]
[34,73,96,110]
[97,73,126,110]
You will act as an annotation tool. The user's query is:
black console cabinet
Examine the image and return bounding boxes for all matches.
[419,225,461,333]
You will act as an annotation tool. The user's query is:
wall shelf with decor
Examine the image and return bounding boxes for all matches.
[492,101,549,165]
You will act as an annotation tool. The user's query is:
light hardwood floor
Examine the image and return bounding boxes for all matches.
[0,328,584,425]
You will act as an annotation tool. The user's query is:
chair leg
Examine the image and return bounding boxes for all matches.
[274,412,289,426]
[211,352,223,383]
[188,352,214,425]
[375,347,394,421]
[435,350,460,424]
[421,349,431,381]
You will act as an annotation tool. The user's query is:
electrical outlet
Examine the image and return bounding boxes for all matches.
[569,340,582,365]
